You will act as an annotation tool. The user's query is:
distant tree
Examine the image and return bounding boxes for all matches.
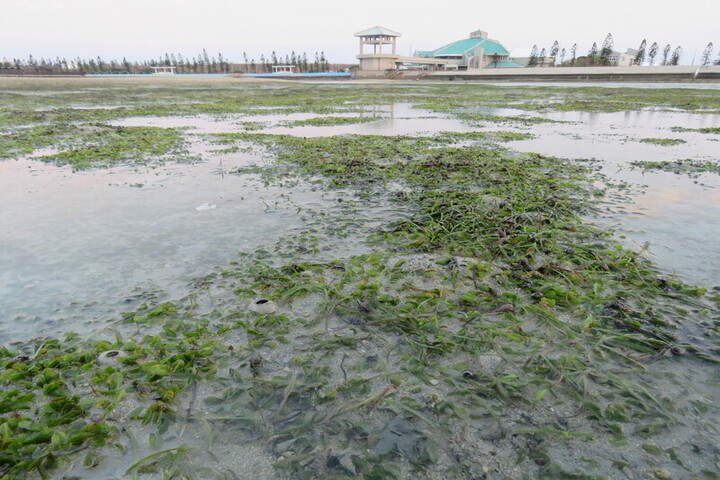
[242,52,249,73]
[550,41,560,66]
[291,51,297,67]
[539,48,547,67]
[661,44,671,65]
[570,43,577,66]
[559,48,566,65]
[271,51,278,65]
[218,53,226,73]
[320,51,328,71]
[250,58,256,73]
[528,44,539,67]
[716,51,720,65]
[164,53,171,66]
[588,42,598,65]
[670,46,682,65]
[313,52,320,72]
[301,52,308,72]
[700,42,714,65]
[647,42,659,65]
[599,33,614,65]
[634,39,647,65]
[259,54,266,72]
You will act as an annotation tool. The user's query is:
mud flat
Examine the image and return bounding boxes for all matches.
[1,78,719,480]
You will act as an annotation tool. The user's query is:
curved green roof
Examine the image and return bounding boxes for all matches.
[420,37,509,57]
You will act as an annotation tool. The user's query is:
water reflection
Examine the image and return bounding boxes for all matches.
[499,108,720,287]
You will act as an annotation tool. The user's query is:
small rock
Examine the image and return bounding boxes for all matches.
[477,421,506,442]
[471,355,503,375]
[195,202,216,211]
[491,303,515,314]
[250,299,277,314]
[327,453,356,476]
[653,468,672,480]
[249,355,263,371]
[97,350,127,366]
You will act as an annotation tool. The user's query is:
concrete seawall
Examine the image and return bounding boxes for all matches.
[404,65,720,82]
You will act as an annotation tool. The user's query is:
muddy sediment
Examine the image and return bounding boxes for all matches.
[1,77,719,480]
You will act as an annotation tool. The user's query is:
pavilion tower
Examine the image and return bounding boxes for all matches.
[355,26,401,72]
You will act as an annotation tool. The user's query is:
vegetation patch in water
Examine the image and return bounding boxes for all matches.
[434,131,535,142]
[671,126,720,134]
[1,122,194,170]
[285,115,381,127]
[631,158,720,175]
[41,125,193,170]
[457,112,563,125]
[638,137,687,146]
[0,124,78,158]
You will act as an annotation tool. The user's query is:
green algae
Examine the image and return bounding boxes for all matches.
[631,158,720,175]
[3,78,720,133]
[638,138,687,146]
[39,125,194,170]
[457,113,563,125]
[285,116,381,127]
[671,126,720,134]
[1,123,194,170]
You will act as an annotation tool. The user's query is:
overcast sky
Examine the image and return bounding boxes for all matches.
[3,0,719,65]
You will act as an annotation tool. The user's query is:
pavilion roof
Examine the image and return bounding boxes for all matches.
[354,26,401,37]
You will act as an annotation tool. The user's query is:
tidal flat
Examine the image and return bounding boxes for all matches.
[1,76,719,480]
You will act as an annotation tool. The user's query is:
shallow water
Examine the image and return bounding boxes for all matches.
[4,102,719,345]
[112,103,476,137]
[501,109,720,287]
[2,84,719,480]
[0,148,375,343]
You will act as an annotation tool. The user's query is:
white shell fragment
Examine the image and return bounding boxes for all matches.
[97,350,127,366]
[195,203,217,211]
[249,299,277,314]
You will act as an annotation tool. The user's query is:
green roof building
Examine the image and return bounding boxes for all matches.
[417,29,522,69]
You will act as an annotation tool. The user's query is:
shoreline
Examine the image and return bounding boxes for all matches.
[3,65,720,84]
